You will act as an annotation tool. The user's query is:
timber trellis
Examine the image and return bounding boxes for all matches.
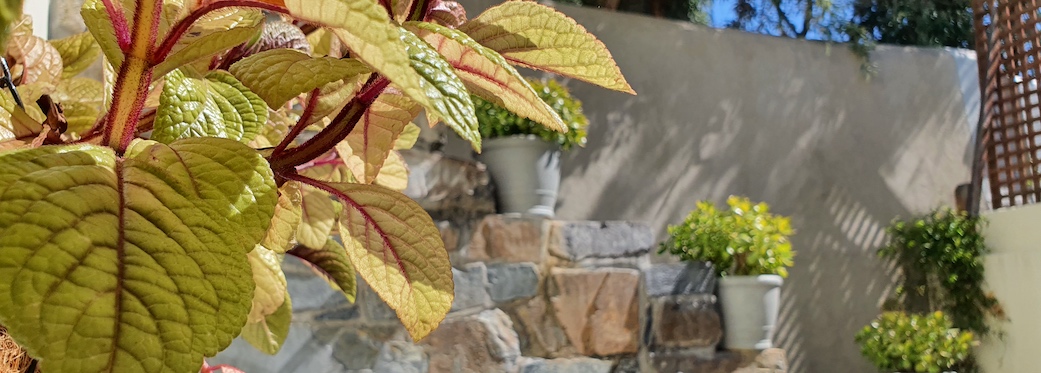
[971,0,1041,213]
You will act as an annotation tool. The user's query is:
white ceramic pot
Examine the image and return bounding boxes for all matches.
[718,274,783,350]
[476,135,561,217]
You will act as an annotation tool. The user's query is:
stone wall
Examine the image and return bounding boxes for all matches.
[214,216,786,373]
[212,152,787,372]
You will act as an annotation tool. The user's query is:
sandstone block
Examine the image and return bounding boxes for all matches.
[422,309,521,373]
[648,294,722,349]
[510,296,573,357]
[438,220,462,253]
[401,149,496,219]
[468,215,546,263]
[550,267,640,356]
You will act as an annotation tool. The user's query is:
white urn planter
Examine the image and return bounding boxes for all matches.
[718,274,783,350]
[476,135,561,217]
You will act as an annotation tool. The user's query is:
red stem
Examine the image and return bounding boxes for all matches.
[378,0,393,16]
[270,77,389,172]
[407,0,434,22]
[153,0,289,64]
[283,171,411,281]
[101,0,132,51]
[272,88,322,155]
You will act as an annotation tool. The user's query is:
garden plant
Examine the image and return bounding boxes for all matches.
[473,77,589,150]
[659,195,795,277]
[0,0,633,371]
[855,311,974,373]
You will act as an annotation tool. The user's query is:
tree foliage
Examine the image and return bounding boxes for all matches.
[850,0,974,48]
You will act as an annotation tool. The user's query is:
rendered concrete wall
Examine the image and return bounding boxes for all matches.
[977,204,1041,373]
[445,2,981,372]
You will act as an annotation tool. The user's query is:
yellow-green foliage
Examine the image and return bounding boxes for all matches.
[660,196,795,277]
[473,78,589,151]
[855,311,974,373]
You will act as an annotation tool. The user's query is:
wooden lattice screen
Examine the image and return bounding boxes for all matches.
[971,0,1041,210]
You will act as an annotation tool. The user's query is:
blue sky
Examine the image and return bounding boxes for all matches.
[702,0,856,41]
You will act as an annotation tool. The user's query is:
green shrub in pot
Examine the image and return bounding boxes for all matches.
[658,196,794,349]
[855,311,974,373]
[472,77,589,150]
[471,78,590,216]
[659,196,795,277]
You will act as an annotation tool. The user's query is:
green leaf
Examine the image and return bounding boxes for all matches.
[152,69,268,144]
[247,246,287,323]
[395,123,420,150]
[281,0,435,124]
[405,21,566,132]
[297,153,356,183]
[327,182,452,340]
[229,49,371,109]
[81,0,126,68]
[249,108,293,149]
[261,182,303,254]
[297,188,337,249]
[302,75,369,127]
[52,78,106,135]
[0,138,278,372]
[399,27,480,150]
[154,7,265,78]
[335,89,421,184]
[7,34,63,85]
[0,0,23,50]
[459,1,634,94]
[240,288,292,355]
[49,32,102,79]
[288,238,357,302]
[0,90,43,142]
[373,150,409,191]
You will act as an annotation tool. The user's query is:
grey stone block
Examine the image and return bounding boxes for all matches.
[331,326,401,370]
[644,349,759,373]
[612,357,639,373]
[519,357,614,373]
[315,304,360,321]
[289,268,341,312]
[357,280,398,321]
[487,262,540,302]
[642,262,716,297]
[548,221,654,260]
[452,262,492,312]
[210,324,316,372]
[372,341,428,373]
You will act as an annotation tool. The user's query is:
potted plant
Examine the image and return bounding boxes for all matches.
[0,0,633,370]
[855,311,974,373]
[659,196,795,349]
[471,77,588,217]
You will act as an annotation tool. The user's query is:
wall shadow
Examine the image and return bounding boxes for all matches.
[447,1,979,371]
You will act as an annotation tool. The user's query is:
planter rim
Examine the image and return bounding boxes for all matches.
[481,135,561,151]
[719,274,784,286]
